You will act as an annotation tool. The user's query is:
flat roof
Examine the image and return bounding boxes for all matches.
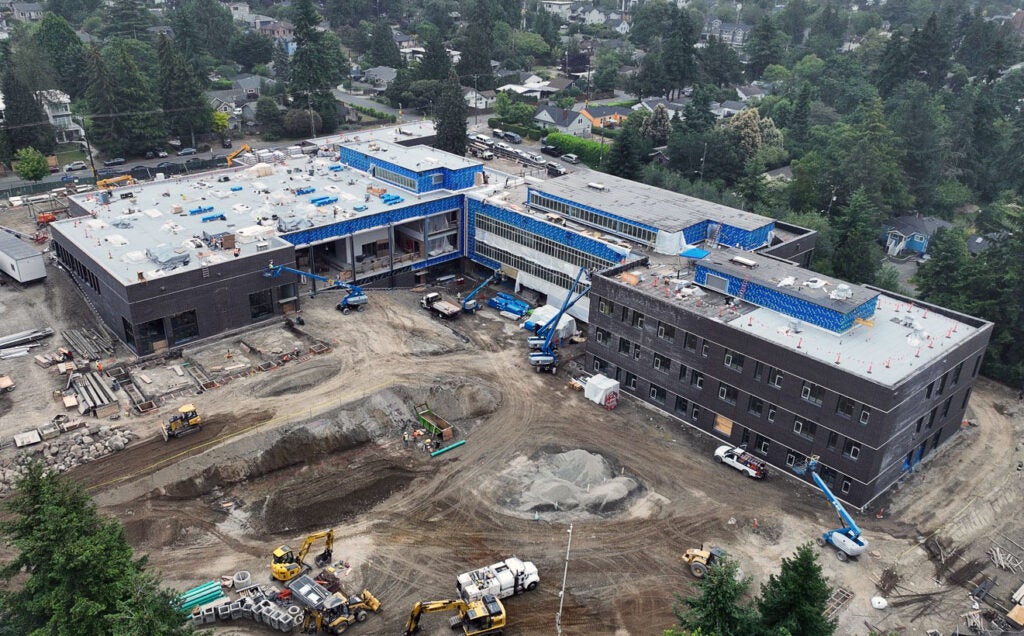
[611,255,986,386]
[531,171,772,232]
[697,249,879,312]
[347,139,483,172]
[0,231,42,260]
[58,155,461,286]
[307,121,437,148]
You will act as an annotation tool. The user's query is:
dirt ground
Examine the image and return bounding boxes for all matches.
[0,225,1022,634]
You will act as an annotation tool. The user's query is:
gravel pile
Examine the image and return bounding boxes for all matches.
[506,449,639,516]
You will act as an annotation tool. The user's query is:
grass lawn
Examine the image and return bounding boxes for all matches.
[54,144,86,165]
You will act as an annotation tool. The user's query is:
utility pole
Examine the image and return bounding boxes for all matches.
[697,141,708,183]
[75,116,98,180]
[555,523,573,636]
[473,75,480,126]
[307,92,316,139]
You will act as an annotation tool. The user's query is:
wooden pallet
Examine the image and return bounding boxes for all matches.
[825,587,854,619]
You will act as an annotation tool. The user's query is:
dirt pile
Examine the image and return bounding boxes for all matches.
[496,449,641,519]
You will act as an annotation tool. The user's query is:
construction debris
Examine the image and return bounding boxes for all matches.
[988,544,1024,573]
[878,566,901,594]
[70,372,121,418]
[824,587,854,619]
[0,327,54,349]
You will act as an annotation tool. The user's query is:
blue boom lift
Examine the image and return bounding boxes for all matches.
[263,264,369,314]
[462,271,502,313]
[792,455,868,561]
[527,268,588,375]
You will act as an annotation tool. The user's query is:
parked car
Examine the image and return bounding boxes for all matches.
[472,134,493,147]
[546,162,567,177]
[526,152,545,164]
[155,161,182,174]
[540,145,560,157]
[495,142,512,153]
[103,157,126,166]
[145,149,169,159]
[177,147,198,156]
[130,165,153,180]
[222,138,232,148]
[184,157,205,169]
[560,153,580,164]
[64,161,88,172]
[504,131,522,144]
[713,445,769,479]
[96,167,127,178]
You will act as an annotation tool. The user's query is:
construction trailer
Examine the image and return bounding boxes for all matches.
[0,232,45,283]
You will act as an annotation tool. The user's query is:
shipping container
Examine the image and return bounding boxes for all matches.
[0,232,46,283]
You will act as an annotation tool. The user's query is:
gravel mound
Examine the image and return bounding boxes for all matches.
[502,449,640,517]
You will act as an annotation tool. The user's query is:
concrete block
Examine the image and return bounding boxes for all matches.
[272,609,285,630]
[216,604,232,621]
[230,601,244,620]
[261,606,276,627]
[200,607,217,624]
[279,613,296,632]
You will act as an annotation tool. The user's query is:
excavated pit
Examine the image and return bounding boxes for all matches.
[493,448,644,521]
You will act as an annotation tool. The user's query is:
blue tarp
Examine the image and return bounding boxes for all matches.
[680,248,710,259]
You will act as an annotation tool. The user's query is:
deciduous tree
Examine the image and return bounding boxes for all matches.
[13,147,49,181]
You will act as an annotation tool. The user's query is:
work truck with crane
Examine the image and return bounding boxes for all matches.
[456,557,539,602]
[793,455,867,561]
[528,267,588,374]
[263,264,368,313]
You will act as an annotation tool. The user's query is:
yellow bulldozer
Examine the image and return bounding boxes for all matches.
[271,529,334,583]
[161,404,201,441]
[681,545,727,578]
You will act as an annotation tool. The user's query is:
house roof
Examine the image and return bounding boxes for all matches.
[886,215,952,238]
[736,84,764,98]
[36,89,71,104]
[364,66,398,82]
[545,77,574,91]
[534,105,584,127]
[637,97,689,113]
[12,2,42,11]
[584,105,632,118]
[234,75,273,91]
[966,232,1005,255]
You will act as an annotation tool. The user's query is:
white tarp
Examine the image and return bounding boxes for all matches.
[523,305,577,341]
[585,374,619,406]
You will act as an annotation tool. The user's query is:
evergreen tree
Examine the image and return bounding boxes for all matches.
[456,0,493,78]
[1,70,56,155]
[33,13,88,98]
[907,14,950,90]
[699,36,743,88]
[170,0,236,63]
[0,463,190,634]
[914,226,970,309]
[780,0,810,45]
[834,97,911,214]
[628,40,668,101]
[806,0,845,58]
[417,32,450,81]
[102,0,152,40]
[787,82,811,153]
[46,0,102,25]
[661,7,698,99]
[272,41,291,84]
[746,16,787,80]
[831,188,881,284]
[886,80,947,214]
[369,20,403,68]
[757,544,836,636]
[289,0,347,134]
[157,35,211,148]
[874,33,909,98]
[86,42,165,156]
[255,96,285,137]
[672,558,758,636]
[629,0,677,47]
[433,68,467,155]
[230,31,275,72]
[605,116,643,180]
[680,86,716,134]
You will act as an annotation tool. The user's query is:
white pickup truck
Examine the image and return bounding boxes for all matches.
[714,445,769,479]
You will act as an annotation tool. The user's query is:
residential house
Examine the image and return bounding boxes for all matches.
[249,14,276,29]
[711,100,747,118]
[581,105,632,128]
[545,76,575,92]
[10,2,43,21]
[462,87,496,110]
[702,19,752,48]
[735,84,765,101]
[259,20,294,41]
[207,90,244,130]
[364,66,398,90]
[965,232,1004,257]
[392,30,415,48]
[400,46,425,63]
[540,0,576,19]
[582,7,610,24]
[633,97,690,120]
[882,215,953,257]
[234,75,274,100]
[533,105,591,137]
[227,2,252,24]
[36,90,83,144]
[763,165,793,182]
[607,18,630,34]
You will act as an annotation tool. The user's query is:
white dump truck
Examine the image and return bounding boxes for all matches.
[456,557,539,602]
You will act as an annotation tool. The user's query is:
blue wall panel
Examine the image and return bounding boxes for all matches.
[683,221,710,247]
[282,195,463,247]
[695,264,879,334]
[526,188,661,238]
[337,148,482,194]
[468,199,625,264]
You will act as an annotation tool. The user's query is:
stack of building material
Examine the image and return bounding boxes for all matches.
[0,327,54,359]
[70,372,120,418]
[179,581,225,611]
[181,577,298,633]
[61,328,113,360]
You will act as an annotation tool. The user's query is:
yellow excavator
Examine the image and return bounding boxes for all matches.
[161,404,201,441]
[97,175,136,190]
[271,529,334,582]
[226,143,252,166]
[403,595,506,636]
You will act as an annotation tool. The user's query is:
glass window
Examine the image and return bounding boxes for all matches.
[684,333,698,352]
[632,312,645,329]
[595,327,611,344]
[841,478,852,494]
[937,373,947,395]
[653,354,670,372]
[843,440,861,460]
[836,396,856,418]
[769,368,783,388]
[942,396,952,418]
[599,299,614,315]
[249,289,274,320]
[755,435,769,455]
[593,357,607,373]
[619,337,632,354]
[801,381,825,406]
[692,405,701,421]
[724,350,745,372]
[678,364,688,382]
[650,384,666,404]
[952,362,963,385]
[926,382,934,399]
[170,310,199,345]
[827,431,839,449]
[624,372,637,390]
[634,346,642,360]
[718,382,738,405]
[691,371,704,389]
[859,409,870,425]
[961,388,972,410]
[793,419,817,440]
[657,322,675,341]
[747,396,763,416]
[786,451,803,467]
[675,396,689,415]
[701,341,709,357]
[753,361,763,381]
[973,355,982,377]
[767,404,777,422]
